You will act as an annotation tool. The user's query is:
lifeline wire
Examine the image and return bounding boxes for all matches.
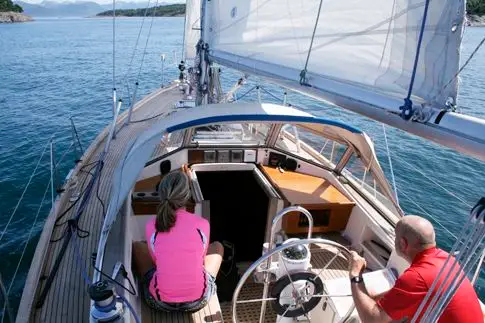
[1,180,51,323]
[0,141,49,245]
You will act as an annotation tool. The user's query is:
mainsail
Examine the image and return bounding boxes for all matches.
[193,0,485,161]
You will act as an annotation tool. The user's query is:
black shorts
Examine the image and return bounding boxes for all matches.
[142,268,217,312]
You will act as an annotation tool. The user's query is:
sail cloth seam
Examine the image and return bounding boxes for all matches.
[300,0,324,86]
[400,0,431,120]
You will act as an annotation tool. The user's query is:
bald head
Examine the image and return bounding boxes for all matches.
[396,215,436,251]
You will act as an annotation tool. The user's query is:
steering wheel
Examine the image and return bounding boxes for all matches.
[231,238,357,323]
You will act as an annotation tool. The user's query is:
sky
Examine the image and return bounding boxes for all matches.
[20,0,184,5]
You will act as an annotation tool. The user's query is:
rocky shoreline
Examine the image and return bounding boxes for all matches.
[0,12,33,23]
[468,14,485,27]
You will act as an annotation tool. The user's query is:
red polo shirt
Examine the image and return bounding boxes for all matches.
[377,247,482,322]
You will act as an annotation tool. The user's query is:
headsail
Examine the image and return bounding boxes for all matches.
[198,0,485,161]
[184,0,201,60]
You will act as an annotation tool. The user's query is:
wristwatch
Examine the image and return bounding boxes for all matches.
[350,275,363,284]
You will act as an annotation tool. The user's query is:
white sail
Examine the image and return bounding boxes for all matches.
[184,0,201,60]
[205,0,464,108]
[200,0,485,162]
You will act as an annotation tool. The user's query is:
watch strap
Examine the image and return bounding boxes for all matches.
[350,275,363,284]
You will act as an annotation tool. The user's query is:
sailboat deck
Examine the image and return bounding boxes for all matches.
[21,85,183,323]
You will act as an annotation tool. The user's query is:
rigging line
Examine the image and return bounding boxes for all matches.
[393,154,472,208]
[398,190,458,240]
[432,35,485,103]
[120,0,153,99]
[136,0,160,82]
[300,0,324,85]
[0,141,49,244]
[0,273,14,323]
[381,125,399,204]
[112,0,116,93]
[129,110,167,123]
[1,179,51,319]
[235,85,257,101]
[259,86,284,103]
[405,0,430,101]
[71,232,91,284]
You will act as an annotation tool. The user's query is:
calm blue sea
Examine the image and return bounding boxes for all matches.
[0,18,484,317]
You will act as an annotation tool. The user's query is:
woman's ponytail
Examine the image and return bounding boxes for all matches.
[155,171,191,232]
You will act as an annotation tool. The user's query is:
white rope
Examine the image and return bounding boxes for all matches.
[112,0,116,92]
[432,35,485,103]
[136,0,160,82]
[398,190,458,240]
[0,141,49,245]
[394,155,472,208]
[381,124,399,204]
[120,0,152,99]
[2,180,51,315]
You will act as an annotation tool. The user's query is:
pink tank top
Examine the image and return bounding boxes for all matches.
[145,209,210,303]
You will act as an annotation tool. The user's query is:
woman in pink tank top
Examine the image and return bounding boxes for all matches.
[133,170,224,312]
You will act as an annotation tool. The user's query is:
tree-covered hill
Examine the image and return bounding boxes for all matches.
[97,1,484,18]
[0,0,23,12]
[468,0,485,16]
[97,3,184,17]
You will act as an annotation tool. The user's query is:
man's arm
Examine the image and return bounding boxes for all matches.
[349,251,392,323]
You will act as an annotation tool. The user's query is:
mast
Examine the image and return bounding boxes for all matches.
[196,0,210,106]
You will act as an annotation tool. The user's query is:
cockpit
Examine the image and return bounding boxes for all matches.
[97,103,407,323]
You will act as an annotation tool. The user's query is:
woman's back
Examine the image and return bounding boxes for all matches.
[145,209,210,303]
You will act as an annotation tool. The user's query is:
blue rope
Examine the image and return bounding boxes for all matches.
[118,294,142,323]
[400,0,431,120]
[72,233,91,284]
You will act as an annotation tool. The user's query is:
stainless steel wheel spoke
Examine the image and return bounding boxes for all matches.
[236,297,277,304]
[314,249,341,278]
[277,305,292,323]
[280,252,302,298]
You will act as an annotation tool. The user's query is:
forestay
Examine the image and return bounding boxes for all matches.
[205,0,464,108]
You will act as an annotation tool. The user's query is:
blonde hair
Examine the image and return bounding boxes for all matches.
[156,171,191,232]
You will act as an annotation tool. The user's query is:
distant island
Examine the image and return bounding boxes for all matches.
[97,3,185,17]
[13,0,155,18]
[468,0,485,26]
[0,0,32,22]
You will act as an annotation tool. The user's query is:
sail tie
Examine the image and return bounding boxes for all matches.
[300,0,325,86]
[399,0,431,120]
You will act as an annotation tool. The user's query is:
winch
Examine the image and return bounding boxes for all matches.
[89,280,124,322]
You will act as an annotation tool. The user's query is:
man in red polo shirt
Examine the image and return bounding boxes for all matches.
[349,215,482,322]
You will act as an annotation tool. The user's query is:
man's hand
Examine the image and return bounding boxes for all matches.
[349,250,367,277]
